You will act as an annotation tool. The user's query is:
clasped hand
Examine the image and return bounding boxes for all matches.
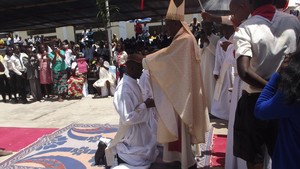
[144,98,155,108]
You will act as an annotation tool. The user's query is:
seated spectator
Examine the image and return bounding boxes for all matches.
[67,52,87,99]
[93,60,116,98]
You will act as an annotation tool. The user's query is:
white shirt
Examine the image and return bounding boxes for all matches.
[0,55,9,78]
[113,74,158,166]
[234,11,300,93]
[4,53,28,76]
[12,53,28,72]
[64,49,74,68]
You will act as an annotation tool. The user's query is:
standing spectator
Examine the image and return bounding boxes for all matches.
[113,42,128,80]
[25,47,43,102]
[231,0,300,168]
[27,35,35,45]
[37,44,52,99]
[82,43,94,62]
[87,27,94,44]
[0,39,5,56]
[142,23,150,41]
[62,40,74,75]
[254,52,300,169]
[81,27,88,45]
[5,34,13,47]
[0,52,11,102]
[135,23,143,39]
[7,45,28,103]
[112,33,119,50]
[13,34,21,44]
[189,17,201,40]
[48,44,68,102]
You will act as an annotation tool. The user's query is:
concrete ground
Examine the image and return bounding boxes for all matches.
[0,95,228,167]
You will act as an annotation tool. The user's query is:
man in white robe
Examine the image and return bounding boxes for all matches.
[199,21,219,113]
[211,25,235,120]
[93,61,116,97]
[143,0,210,168]
[106,54,158,168]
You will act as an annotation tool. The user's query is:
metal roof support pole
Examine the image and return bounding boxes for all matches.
[105,0,113,65]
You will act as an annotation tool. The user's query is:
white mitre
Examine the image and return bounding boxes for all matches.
[165,0,185,21]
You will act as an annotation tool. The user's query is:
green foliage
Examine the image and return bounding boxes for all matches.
[96,0,119,28]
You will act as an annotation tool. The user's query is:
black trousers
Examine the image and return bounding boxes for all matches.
[233,90,278,163]
[9,71,27,100]
[0,74,11,100]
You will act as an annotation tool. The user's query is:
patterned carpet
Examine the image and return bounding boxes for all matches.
[0,124,214,169]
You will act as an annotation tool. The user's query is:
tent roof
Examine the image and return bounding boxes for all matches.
[0,0,230,32]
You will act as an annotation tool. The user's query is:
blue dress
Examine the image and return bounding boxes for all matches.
[254,73,300,169]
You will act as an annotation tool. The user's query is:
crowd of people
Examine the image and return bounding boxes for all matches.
[104,0,300,168]
[1,0,300,168]
[0,23,174,104]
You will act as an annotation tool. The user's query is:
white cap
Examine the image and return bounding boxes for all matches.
[166,0,185,21]
[103,61,110,68]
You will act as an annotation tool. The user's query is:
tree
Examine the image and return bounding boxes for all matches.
[96,0,119,64]
[96,0,119,29]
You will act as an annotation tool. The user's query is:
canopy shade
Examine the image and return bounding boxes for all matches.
[0,0,230,32]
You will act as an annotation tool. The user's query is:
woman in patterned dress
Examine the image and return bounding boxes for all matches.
[67,52,87,99]
[48,43,68,102]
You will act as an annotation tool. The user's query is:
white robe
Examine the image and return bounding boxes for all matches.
[139,70,195,169]
[139,70,157,137]
[112,74,159,167]
[224,44,247,169]
[143,23,210,169]
[93,67,116,96]
[199,34,219,113]
[211,38,234,120]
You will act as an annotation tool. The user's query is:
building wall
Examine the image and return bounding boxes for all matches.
[13,14,202,43]
[14,26,75,43]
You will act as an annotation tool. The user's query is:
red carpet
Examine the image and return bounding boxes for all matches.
[0,127,57,152]
[211,134,227,167]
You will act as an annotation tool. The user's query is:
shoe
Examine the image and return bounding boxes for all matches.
[22,99,28,104]
[0,149,13,156]
[13,98,19,103]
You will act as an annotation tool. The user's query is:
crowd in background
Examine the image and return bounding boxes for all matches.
[0,23,177,104]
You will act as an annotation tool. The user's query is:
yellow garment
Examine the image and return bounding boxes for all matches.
[143,22,210,144]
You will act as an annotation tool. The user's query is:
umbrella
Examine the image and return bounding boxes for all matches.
[127,18,152,23]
